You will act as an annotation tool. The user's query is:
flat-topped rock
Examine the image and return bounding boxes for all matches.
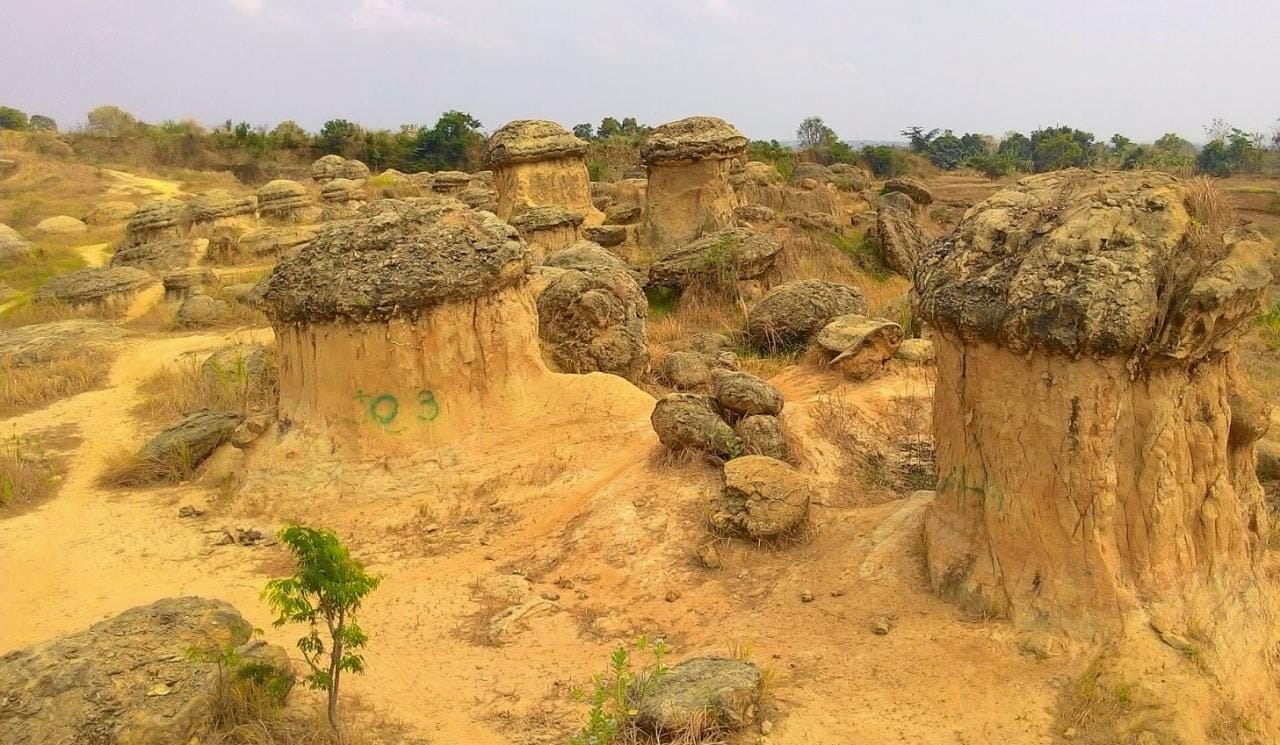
[508,205,586,232]
[488,119,588,166]
[260,200,530,324]
[647,227,781,289]
[126,197,189,244]
[641,116,748,164]
[110,238,197,272]
[256,179,312,215]
[0,320,125,366]
[34,266,156,306]
[187,189,257,222]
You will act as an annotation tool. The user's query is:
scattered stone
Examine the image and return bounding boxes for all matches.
[217,527,267,547]
[800,590,815,603]
[711,455,811,539]
[177,505,205,518]
[651,393,737,456]
[658,351,714,391]
[875,202,929,275]
[813,314,904,380]
[735,414,789,460]
[713,370,783,417]
[582,224,627,247]
[665,590,682,602]
[883,177,933,205]
[0,597,292,745]
[872,616,894,635]
[140,409,243,468]
[895,338,935,364]
[635,657,762,735]
[746,279,868,350]
[647,227,782,290]
[33,215,87,235]
[0,223,33,261]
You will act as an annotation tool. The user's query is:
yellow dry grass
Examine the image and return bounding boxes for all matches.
[131,351,274,426]
[0,349,115,417]
[0,433,58,508]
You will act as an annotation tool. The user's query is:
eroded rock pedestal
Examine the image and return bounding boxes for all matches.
[640,116,746,252]
[488,120,599,223]
[916,169,1279,738]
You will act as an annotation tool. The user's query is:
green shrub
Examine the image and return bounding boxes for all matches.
[860,145,909,178]
[569,636,669,745]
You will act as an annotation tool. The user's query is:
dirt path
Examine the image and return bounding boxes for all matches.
[103,169,183,198]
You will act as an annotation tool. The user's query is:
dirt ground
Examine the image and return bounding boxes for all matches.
[3,164,1277,744]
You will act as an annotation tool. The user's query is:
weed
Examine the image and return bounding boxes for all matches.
[0,432,57,507]
[0,348,115,417]
[97,443,197,488]
[131,350,274,425]
[569,636,669,745]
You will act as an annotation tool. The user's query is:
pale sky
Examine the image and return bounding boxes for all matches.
[2,0,1278,143]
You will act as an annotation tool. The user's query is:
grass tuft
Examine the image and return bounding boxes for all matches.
[0,349,115,417]
[0,433,58,508]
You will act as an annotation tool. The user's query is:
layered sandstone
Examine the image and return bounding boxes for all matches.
[639,117,747,252]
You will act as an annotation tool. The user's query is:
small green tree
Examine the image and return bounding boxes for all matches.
[0,106,29,131]
[572,123,595,140]
[29,114,56,132]
[263,525,381,731]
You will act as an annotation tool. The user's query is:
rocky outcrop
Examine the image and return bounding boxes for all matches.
[646,227,781,290]
[537,243,649,382]
[828,163,870,192]
[813,314,903,379]
[651,393,737,456]
[141,409,243,465]
[33,215,87,235]
[176,294,231,327]
[0,597,291,745]
[163,267,216,302]
[874,202,928,275]
[202,344,275,393]
[239,226,315,259]
[0,320,124,366]
[640,117,747,251]
[430,170,471,197]
[488,120,599,223]
[582,224,626,247]
[710,455,811,538]
[110,238,198,273]
[34,266,156,309]
[636,657,762,735]
[745,279,867,350]
[883,177,932,205]
[0,223,32,261]
[186,189,257,226]
[916,170,1277,734]
[126,198,190,246]
[257,180,315,224]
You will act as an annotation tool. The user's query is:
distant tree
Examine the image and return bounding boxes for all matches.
[412,110,483,171]
[901,126,940,154]
[827,140,857,165]
[316,119,363,157]
[0,106,29,131]
[967,152,1018,180]
[1029,126,1094,172]
[927,131,965,169]
[1196,127,1265,177]
[597,117,622,139]
[264,525,381,732]
[1110,133,1132,152]
[28,114,56,132]
[860,145,909,178]
[796,116,838,152]
[572,123,594,140]
[269,120,310,149]
[997,132,1033,170]
[86,105,139,137]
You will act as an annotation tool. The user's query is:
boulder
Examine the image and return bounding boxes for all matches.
[690,331,735,354]
[582,224,627,248]
[310,154,347,182]
[543,239,632,275]
[813,314,904,379]
[712,370,783,417]
[239,226,316,258]
[84,200,138,225]
[658,351,714,390]
[742,161,781,185]
[537,261,648,382]
[735,414,789,460]
[746,279,868,350]
[202,344,275,393]
[141,409,243,466]
[256,179,313,221]
[604,204,642,225]
[176,294,230,327]
[711,455,811,538]
[733,204,775,227]
[320,178,366,204]
[883,177,933,205]
[34,266,156,307]
[879,191,916,213]
[339,159,370,180]
[647,227,782,290]
[487,119,588,166]
[1258,439,1280,481]
[0,223,33,261]
[895,337,936,364]
[651,393,736,456]
[162,267,216,302]
[260,201,530,324]
[635,657,762,735]
[110,238,197,273]
[33,215,87,235]
[875,203,929,275]
[0,320,125,367]
[792,162,830,184]
[0,597,292,745]
[126,198,189,245]
[828,163,870,192]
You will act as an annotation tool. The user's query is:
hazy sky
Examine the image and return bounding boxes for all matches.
[3,0,1277,143]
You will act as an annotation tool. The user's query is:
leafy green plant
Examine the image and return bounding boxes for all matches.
[263,525,382,731]
[186,636,295,707]
[570,636,669,745]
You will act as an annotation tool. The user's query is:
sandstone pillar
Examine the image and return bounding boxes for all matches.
[639,116,747,252]
[488,120,600,224]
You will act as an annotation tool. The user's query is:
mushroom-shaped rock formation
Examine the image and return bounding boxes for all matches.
[110,238,199,273]
[488,120,600,223]
[0,223,33,261]
[310,154,370,183]
[430,171,471,197]
[186,189,258,231]
[745,279,867,350]
[125,197,190,246]
[883,176,932,205]
[256,180,316,224]
[508,205,584,262]
[639,116,747,252]
[646,227,781,291]
[259,201,542,445]
[320,178,366,206]
[916,170,1277,730]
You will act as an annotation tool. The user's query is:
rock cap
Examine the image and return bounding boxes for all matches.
[641,117,748,164]
[488,120,588,166]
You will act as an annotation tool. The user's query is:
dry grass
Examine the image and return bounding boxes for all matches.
[0,349,115,417]
[131,351,274,426]
[97,444,197,488]
[125,284,269,332]
[0,149,114,230]
[1183,176,1238,265]
[0,433,59,508]
[1056,657,1140,745]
